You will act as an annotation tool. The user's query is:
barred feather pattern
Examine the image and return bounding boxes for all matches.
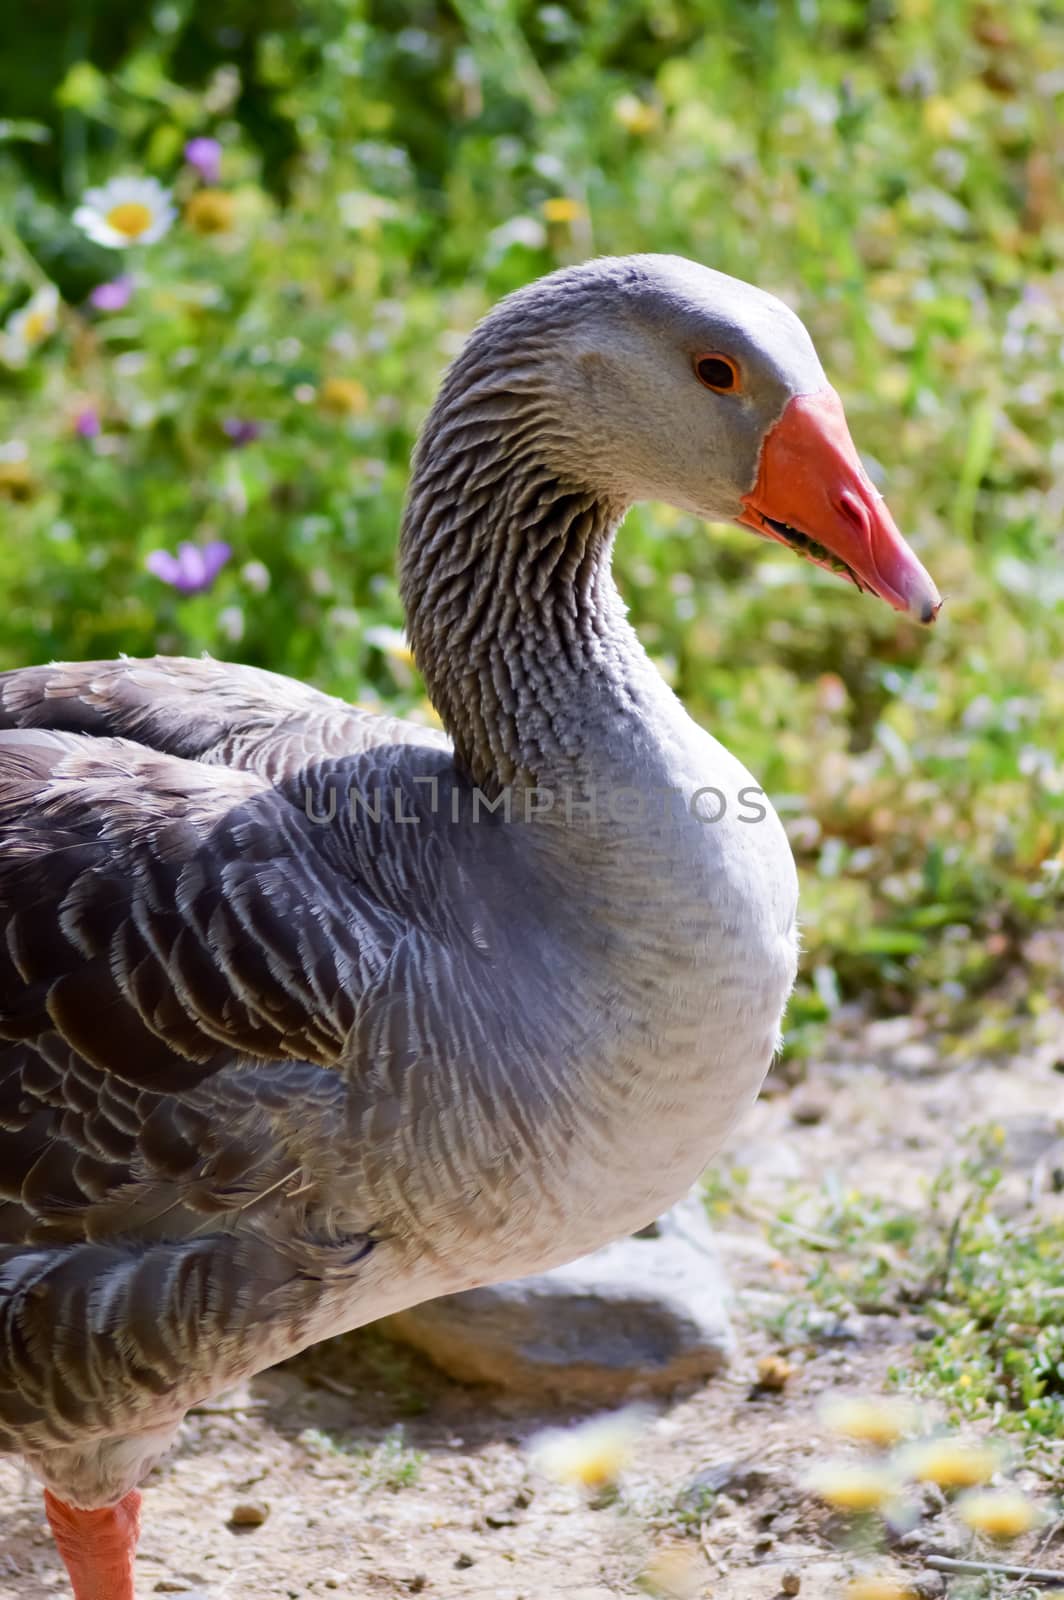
[0,258,803,1509]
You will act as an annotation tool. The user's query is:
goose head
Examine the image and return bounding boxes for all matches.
[450,253,941,623]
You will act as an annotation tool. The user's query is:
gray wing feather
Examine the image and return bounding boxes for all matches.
[0,657,462,1469]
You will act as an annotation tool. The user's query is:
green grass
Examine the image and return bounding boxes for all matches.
[1,0,1062,1037]
[299,1422,425,1490]
[711,1126,1064,1472]
[905,1144,1064,1446]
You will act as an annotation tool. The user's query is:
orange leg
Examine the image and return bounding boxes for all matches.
[44,1487,142,1600]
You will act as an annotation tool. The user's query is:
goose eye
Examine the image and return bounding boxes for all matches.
[694,353,740,393]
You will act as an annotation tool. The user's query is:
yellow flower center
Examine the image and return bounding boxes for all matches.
[319,377,369,416]
[105,201,154,239]
[23,311,50,343]
[542,197,586,224]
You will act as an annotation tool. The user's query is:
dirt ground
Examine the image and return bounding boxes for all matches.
[2,1001,1062,1600]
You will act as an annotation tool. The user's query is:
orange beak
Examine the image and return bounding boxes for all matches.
[737,389,941,623]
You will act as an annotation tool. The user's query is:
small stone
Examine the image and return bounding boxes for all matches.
[919,1527,967,1559]
[804,1307,865,1344]
[893,1042,938,1074]
[790,1094,828,1126]
[454,1553,475,1570]
[679,1460,776,1507]
[755,1354,795,1391]
[781,1572,801,1596]
[920,1482,947,1515]
[227,1500,270,1528]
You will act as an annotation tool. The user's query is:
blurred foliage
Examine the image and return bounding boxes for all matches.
[0,0,1062,1038]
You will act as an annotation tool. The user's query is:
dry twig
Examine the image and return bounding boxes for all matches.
[924,1553,1064,1585]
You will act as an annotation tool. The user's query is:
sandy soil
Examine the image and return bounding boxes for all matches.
[2,1001,1061,1600]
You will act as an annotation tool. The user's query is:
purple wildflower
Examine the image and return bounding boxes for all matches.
[184,137,223,185]
[221,417,263,447]
[74,407,100,439]
[146,540,231,595]
[88,275,134,313]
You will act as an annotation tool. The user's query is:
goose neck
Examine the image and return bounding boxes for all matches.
[400,442,645,792]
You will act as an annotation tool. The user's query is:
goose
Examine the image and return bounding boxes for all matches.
[0,253,940,1600]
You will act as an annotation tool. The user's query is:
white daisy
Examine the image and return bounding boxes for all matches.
[528,1405,651,1488]
[1,283,60,367]
[364,624,416,689]
[363,624,414,664]
[72,176,176,249]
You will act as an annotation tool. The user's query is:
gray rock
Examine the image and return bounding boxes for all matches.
[998,1112,1064,1169]
[676,1458,779,1509]
[380,1192,733,1399]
